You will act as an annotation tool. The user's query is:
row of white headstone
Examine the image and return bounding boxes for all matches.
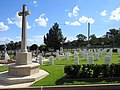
[79,48,112,65]
[35,48,120,65]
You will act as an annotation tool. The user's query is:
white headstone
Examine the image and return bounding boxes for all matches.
[74,56,79,64]
[49,56,54,65]
[74,51,78,57]
[64,52,69,60]
[5,52,10,60]
[60,47,63,53]
[99,51,102,57]
[118,49,120,57]
[38,56,44,65]
[95,53,99,60]
[56,52,60,60]
[88,56,94,64]
[84,53,88,60]
[104,55,111,65]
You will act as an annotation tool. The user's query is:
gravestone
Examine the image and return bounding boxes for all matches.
[74,51,79,64]
[60,47,63,54]
[84,53,88,60]
[74,51,78,57]
[108,49,112,57]
[104,55,111,65]
[56,50,60,60]
[8,4,39,76]
[38,56,44,65]
[49,56,54,65]
[64,52,69,60]
[99,51,102,57]
[95,53,99,60]
[88,56,94,64]
[1,44,10,60]
[118,49,120,57]
[74,56,79,64]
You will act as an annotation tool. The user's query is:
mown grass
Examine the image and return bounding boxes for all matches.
[32,52,120,86]
[44,52,120,65]
[32,65,65,86]
[0,52,120,86]
[0,65,8,72]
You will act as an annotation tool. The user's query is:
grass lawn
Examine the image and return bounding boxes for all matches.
[32,52,120,86]
[0,65,8,72]
[0,52,120,86]
[32,65,65,86]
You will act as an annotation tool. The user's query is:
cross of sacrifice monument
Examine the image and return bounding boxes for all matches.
[18,4,30,52]
[0,4,48,85]
[8,4,39,76]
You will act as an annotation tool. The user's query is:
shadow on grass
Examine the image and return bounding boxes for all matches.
[55,76,120,85]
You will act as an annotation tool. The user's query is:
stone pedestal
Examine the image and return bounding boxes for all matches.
[8,52,39,76]
[8,63,39,76]
[16,52,32,65]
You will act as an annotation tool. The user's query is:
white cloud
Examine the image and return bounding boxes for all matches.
[33,1,38,7]
[7,12,31,29]
[87,18,94,24]
[101,10,107,16]
[0,37,13,44]
[67,5,79,18]
[65,21,70,25]
[79,16,88,23]
[68,13,72,18]
[7,18,14,24]
[33,1,37,4]
[0,22,9,31]
[34,14,48,27]
[27,35,44,45]
[73,6,79,17]
[110,7,120,21]
[70,21,81,26]
[65,16,94,26]
[65,36,77,42]
[65,21,80,26]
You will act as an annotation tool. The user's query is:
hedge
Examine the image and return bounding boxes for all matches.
[64,64,120,79]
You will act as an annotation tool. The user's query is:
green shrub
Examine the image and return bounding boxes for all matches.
[79,64,93,78]
[64,64,120,79]
[92,64,102,78]
[64,65,81,78]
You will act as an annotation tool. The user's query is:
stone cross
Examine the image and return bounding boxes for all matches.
[18,4,30,52]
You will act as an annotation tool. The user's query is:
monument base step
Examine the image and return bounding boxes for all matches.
[0,70,49,85]
[8,63,40,76]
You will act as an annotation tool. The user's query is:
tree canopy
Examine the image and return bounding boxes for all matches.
[44,23,66,51]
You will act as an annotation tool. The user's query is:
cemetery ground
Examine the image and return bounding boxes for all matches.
[0,51,120,87]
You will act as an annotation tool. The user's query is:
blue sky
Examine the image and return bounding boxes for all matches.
[0,0,120,46]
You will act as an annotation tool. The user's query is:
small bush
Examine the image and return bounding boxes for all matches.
[64,64,120,79]
[64,65,81,78]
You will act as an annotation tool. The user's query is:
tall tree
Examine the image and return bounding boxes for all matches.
[76,34,87,41]
[76,34,87,47]
[44,23,66,51]
[30,44,38,51]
